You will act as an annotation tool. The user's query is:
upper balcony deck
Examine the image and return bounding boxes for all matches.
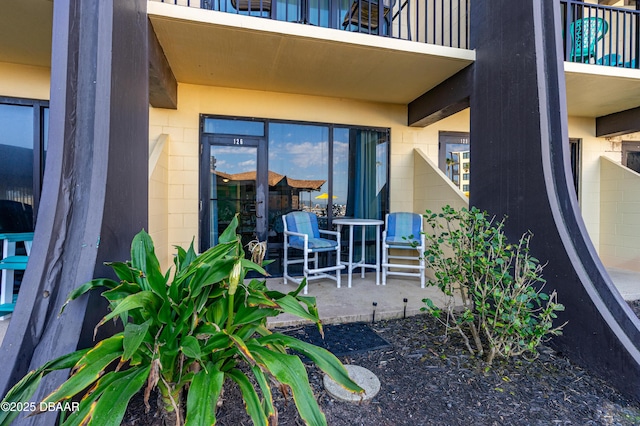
[149,0,640,117]
[0,1,639,117]
[153,0,470,49]
[152,0,640,68]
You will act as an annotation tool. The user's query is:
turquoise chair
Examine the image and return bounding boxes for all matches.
[282,212,344,294]
[381,212,425,288]
[570,17,608,63]
[0,232,33,313]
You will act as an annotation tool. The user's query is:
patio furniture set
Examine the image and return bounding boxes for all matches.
[282,211,425,294]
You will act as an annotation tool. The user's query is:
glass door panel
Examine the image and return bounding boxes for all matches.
[439,132,470,197]
[267,123,329,274]
[209,144,260,251]
[0,104,35,234]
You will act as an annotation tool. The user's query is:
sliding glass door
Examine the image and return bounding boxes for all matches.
[200,115,389,275]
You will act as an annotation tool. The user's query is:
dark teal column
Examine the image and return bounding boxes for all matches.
[470,0,640,401]
[0,0,149,423]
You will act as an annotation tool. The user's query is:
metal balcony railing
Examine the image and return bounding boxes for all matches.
[153,0,640,69]
[561,0,640,69]
[153,0,469,49]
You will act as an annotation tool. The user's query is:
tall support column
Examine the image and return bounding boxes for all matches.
[0,0,149,422]
[470,1,640,401]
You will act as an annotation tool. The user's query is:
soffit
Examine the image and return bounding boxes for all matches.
[0,0,53,68]
[565,62,640,117]
[148,3,475,105]
[2,2,640,118]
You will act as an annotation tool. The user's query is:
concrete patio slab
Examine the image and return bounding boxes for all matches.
[607,267,640,301]
[265,273,449,328]
[0,268,637,345]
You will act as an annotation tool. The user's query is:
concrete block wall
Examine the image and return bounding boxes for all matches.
[149,134,170,269]
[600,156,640,271]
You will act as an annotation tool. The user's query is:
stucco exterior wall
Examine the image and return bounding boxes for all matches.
[600,156,640,271]
[149,135,170,268]
[147,84,635,272]
[0,62,50,100]
[568,116,622,252]
[413,147,468,216]
[149,83,413,256]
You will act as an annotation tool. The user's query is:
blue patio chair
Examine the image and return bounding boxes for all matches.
[381,212,425,288]
[570,17,608,63]
[282,211,344,294]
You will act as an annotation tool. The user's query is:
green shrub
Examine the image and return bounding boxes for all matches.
[421,205,566,364]
[1,215,362,425]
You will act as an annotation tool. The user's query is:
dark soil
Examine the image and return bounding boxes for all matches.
[124,301,640,425]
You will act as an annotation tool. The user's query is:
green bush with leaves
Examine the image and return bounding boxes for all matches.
[421,205,566,364]
[1,215,362,426]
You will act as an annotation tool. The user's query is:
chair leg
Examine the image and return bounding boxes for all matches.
[382,246,387,286]
[303,249,309,295]
[420,252,426,288]
[283,245,288,285]
[335,248,341,289]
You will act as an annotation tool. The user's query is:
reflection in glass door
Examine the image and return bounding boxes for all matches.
[201,135,267,254]
[439,131,470,197]
[200,115,390,276]
[210,144,257,248]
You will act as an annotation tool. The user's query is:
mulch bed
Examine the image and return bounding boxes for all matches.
[125,301,640,425]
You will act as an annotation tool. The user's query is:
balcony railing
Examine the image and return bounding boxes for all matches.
[154,0,469,49]
[153,0,640,69]
[561,0,639,69]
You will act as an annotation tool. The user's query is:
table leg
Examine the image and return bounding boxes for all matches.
[375,224,380,285]
[359,225,364,278]
[348,225,354,288]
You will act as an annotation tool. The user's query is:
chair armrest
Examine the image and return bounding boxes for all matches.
[284,230,308,239]
[318,229,340,238]
[319,229,341,246]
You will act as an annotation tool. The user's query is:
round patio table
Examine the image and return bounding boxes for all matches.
[332,218,384,288]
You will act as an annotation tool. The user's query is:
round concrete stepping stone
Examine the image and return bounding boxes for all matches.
[323,364,380,402]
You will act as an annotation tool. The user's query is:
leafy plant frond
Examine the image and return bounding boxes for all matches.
[2,214,362,425]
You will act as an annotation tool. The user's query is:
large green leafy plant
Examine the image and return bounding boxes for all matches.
[421,206,566,364]
[1,215,362,425]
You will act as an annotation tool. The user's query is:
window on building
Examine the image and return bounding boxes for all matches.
[200,116,389,275]
[0,97,49,234]
[439,131,470,197]
[622,141,640,174]
[569,138,581,199]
